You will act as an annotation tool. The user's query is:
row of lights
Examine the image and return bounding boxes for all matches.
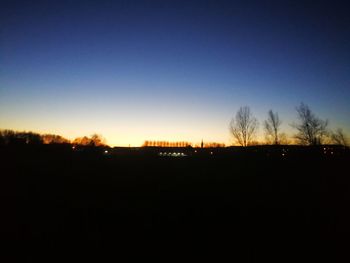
[159,152,187,157]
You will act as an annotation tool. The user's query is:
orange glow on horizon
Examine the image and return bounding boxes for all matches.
[0,118,319,147]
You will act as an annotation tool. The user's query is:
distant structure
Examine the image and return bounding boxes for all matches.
[201,139,204,149]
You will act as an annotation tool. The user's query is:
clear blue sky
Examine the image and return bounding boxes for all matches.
[1,0,349,146]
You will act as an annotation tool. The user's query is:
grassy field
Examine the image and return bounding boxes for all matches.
[1,145,349,261]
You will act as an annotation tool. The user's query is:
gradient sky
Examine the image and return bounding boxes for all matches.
[1,0,349,146]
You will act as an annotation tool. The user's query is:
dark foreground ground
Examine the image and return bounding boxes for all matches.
[1,146,349,262]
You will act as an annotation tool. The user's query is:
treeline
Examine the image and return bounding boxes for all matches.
[202,142,226,148]
[142,140,225,148]
[1,103,348,148]
[0,130,106,147]
[229,103,348,147]
[143,141,192,147]
[72,134,106,146]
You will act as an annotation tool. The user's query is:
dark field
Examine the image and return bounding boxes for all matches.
[1,146,349,262]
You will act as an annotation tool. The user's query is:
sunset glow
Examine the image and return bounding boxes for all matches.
[1,1,349,146]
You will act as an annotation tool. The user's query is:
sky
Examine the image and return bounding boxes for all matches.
[1,0,349,146]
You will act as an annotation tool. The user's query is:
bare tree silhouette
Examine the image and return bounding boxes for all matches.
[264,110,282,145]
[0,129,43,145]
[142,140,193,147]
[204,142,225,148]
[73,134,106,146]
[230,106,258,146]
[42,134,70,144]
[90,134,106,146]
[293,103,328,145]
[331,128,348,147]
[0,130,16,145]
